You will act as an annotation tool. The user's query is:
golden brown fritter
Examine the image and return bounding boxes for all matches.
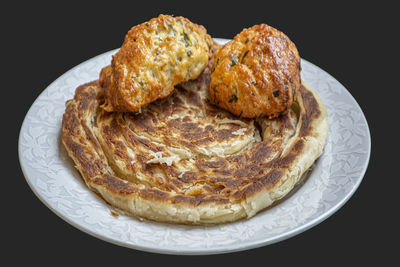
[209,24,301,118]
[100,14,213,113]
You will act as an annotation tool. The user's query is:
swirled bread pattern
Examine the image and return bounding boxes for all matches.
[62,63,328,224]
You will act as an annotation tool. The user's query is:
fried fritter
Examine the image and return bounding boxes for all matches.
[209,24,301,118]
[100,14,213,112]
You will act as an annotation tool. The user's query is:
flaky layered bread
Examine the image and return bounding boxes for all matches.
[62,54,328,224]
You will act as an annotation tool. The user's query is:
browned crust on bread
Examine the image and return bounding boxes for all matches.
[299,85,321,137]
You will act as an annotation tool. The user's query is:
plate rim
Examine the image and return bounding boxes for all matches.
[18,38,371,255]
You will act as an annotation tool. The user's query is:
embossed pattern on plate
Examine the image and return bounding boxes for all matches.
[18,38,370,255]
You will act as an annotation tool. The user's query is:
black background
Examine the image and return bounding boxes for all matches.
[5,1,396,265]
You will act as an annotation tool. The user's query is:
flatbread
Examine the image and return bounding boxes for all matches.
[62,67,328,224]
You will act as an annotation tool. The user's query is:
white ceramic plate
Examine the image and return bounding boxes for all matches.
[19,38,370,255]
